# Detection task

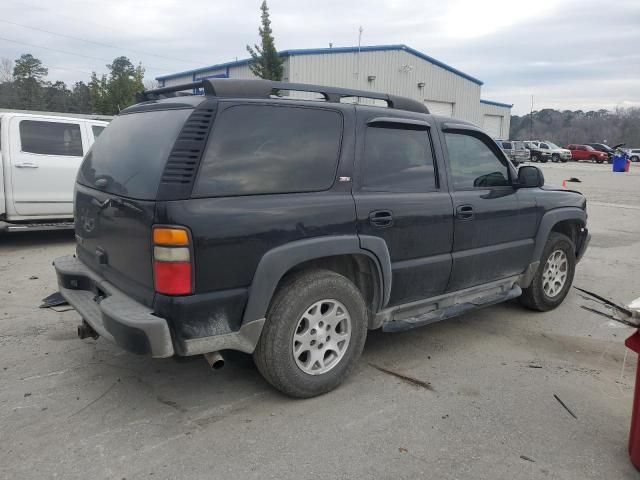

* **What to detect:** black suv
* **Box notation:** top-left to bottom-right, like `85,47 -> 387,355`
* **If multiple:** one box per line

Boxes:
55,79 -> 590,398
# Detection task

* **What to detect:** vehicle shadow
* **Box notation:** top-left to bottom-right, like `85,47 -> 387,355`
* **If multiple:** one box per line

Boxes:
0,229 -> 75,248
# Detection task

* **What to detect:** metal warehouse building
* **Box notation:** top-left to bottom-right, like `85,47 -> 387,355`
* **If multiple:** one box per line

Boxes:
156,44 -> 512,138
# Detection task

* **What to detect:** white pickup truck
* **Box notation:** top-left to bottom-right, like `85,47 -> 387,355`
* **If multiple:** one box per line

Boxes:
0,111 -> 110,232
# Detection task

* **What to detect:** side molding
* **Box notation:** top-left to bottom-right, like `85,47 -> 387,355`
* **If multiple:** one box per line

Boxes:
241,235 -> 392,325
532,207 -> 586,263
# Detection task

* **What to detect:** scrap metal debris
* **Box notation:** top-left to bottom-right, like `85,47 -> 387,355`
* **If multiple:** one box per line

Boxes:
520,455 -> 536,462
554,394 -> 577,419
39,292 -> 68,309
370,364 -> 433,390
567,177 -> 582,183
574,286 -> 639,327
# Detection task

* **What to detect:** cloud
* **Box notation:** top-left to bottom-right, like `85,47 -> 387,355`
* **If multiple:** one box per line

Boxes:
0,0 -> 638,114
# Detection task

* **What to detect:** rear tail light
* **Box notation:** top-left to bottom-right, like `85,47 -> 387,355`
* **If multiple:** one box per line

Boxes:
152,226 -> 193,295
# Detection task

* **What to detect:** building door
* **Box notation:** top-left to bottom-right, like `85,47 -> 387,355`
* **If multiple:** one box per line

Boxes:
483,114 -> 503,138
424,100 -> 454,117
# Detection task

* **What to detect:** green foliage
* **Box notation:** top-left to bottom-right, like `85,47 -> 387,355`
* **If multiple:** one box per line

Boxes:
246,1 -> 283,81
510,108 -> 640,146
0,53 -> 146,115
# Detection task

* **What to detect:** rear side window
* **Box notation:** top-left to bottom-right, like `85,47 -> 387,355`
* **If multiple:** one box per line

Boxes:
445,132 -> 510,189
20,120 -> 83,156
194,105 -> 343,197
78,109 -> 192,199
92,125 -> 105,139
361,125 -> 436,192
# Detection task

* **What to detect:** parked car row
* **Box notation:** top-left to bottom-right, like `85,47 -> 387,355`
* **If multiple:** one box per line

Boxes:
498,139 -> 637,165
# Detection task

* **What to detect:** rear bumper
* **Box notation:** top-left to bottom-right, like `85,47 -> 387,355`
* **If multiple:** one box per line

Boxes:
54,255 -> 174,358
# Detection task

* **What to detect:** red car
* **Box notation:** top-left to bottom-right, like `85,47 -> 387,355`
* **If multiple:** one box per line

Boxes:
566,144 -> 609,163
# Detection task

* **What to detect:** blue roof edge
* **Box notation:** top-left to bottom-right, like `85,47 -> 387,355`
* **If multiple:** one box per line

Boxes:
156,44 -> 484,86
480,99 -> 513,108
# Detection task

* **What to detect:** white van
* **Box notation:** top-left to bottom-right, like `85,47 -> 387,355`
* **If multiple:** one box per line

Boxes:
0,111 -> 110,231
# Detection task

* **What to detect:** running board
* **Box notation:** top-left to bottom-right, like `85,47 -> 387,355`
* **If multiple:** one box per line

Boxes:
1,221 -> 74,232
382,284 -> 522,333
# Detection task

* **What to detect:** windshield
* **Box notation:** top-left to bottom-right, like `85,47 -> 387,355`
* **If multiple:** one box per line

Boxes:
585,145 -> 595,151
547,142 -> 560,149
77,109 -> 192,200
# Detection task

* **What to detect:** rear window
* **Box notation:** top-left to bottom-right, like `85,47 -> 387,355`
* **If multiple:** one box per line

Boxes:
78,109 -> 191,199
20,120 -> 83,156
193,104 -> 342,197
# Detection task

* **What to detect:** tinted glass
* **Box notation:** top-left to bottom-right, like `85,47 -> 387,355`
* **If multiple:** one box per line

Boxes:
20,120 -> 83,156
501,141 -> 512,149
445,133 -> 510,189
77,109 -> 191,199
194,105 -> 342,196
92,125 -> 105,138
361,125 -> 436,192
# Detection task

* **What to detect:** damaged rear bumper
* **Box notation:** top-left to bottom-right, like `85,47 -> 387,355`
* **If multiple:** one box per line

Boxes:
54,255 -> 174,358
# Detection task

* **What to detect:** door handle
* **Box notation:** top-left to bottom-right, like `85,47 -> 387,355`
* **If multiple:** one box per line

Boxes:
456,205 -> 474,220
14,162 -> 39,169
369,210 -> 394,228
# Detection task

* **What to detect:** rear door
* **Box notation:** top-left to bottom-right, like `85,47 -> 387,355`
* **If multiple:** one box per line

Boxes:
353,111 -> 454,306
441,125 -> 534,291
9,116 -> 88,216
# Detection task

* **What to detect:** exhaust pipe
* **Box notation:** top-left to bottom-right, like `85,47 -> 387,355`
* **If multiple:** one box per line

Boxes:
203,351 -> 225,370
77,320 -> 99,340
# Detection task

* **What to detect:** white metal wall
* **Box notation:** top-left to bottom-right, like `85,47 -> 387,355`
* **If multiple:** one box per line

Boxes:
480,102 -> 511,139
156,50 -> 511,131
287,49 -> 482,124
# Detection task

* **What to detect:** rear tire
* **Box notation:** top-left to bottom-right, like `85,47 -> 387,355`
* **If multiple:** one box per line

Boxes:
253,269 -> 368,398
632,156 -> 639,163
531,154 -> 539,163
520,232 -> 576,312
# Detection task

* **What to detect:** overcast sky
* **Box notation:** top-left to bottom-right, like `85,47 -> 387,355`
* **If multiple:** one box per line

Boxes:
1,0 -> 638,115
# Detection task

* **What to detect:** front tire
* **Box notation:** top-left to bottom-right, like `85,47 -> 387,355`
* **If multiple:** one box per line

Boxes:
253,269 -> 368,398
552,154 -> 559,162
531,154 -> 539,162
631,156 -> 639,163
520,232 -> 576,312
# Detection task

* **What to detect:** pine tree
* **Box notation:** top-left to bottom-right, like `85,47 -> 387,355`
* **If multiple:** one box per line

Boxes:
246,1 -> 283,81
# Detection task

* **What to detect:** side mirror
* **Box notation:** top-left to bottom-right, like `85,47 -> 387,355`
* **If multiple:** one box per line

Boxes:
516,165 -> 544,188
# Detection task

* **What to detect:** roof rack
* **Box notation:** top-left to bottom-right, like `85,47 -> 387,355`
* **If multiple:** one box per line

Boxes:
139,78 -> 429,114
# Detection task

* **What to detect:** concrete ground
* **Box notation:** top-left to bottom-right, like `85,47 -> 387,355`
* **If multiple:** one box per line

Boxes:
1,162 -> 640,479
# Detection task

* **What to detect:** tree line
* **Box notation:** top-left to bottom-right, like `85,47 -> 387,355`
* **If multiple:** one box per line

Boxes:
0,53 -> 145,116
510,108 -> 640,147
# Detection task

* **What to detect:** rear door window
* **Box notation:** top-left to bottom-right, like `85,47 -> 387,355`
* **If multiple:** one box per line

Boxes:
19,120 -> 83,156
361,124 -> 436,192
91,125 -> 105,139
77,109 -> 192,199
445,132 -> 510,189
193,105 -> 343,197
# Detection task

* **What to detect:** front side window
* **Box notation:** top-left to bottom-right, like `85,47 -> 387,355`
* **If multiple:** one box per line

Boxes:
361,124 -> 436,192
445,132 -> 510,189
20,120 -> 83,156
194,105 -> 343,196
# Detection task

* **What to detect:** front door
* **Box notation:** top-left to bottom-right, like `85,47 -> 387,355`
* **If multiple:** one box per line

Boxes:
441,128 -> 535,292
9,117 -> 87,216
353,112 -> 454,307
